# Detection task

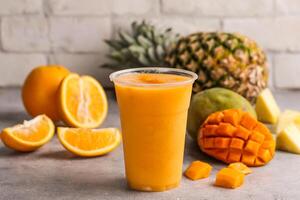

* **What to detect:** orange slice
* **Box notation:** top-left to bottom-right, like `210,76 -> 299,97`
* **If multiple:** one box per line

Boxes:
57,127 -> 121,157
58,73 -> 108,128
1,115 -> 55,152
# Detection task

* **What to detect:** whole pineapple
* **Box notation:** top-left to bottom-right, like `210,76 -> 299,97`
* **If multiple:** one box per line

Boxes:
104,21 -> 268,103
166,32 -> 268,103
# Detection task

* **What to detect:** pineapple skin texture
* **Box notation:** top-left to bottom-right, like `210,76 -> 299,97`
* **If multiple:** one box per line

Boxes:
165,32 -> 268,103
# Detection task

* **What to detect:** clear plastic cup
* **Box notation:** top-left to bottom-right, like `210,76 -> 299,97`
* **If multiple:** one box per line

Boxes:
110,67 -> 197,192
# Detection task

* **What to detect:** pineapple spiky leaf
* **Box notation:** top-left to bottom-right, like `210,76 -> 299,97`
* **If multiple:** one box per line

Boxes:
104,40 -> 123,50
102,20 -> 179,69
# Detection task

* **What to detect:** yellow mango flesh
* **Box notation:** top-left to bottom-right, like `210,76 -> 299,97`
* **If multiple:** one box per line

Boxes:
228,162 -> 252,175
185,161 -> 212,180
215,168 -> 244,189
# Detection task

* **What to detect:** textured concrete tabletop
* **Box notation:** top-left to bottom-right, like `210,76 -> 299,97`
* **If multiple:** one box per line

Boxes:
0,88 -> 300,200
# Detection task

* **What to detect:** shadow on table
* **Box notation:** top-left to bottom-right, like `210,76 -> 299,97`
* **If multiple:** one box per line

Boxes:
0,111 -> 29,122
37,150 -> 75,160
0,146 -> 31,158
0,147 -> 112,162
37,149 -> 113,161
41,169 -> 128,195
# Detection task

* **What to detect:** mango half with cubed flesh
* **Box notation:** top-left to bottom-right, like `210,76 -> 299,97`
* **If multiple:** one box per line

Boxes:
276,123 -> 300,154
188,88 -> 256,140
198,109 -> 275,166
255,88 -> 280,124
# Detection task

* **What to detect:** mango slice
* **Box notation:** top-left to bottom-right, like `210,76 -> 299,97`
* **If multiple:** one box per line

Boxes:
277,123 -> 300,154
215,168 -> 244,189
185,160 -> 212,180
255,88 -> 280,124
228,162 -> 252,175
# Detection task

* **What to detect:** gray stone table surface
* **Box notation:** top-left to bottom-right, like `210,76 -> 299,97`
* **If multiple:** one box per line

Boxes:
0,88 -> 300,200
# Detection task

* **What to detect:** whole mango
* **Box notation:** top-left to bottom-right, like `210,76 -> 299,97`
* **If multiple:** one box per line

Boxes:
187,88 -> 256,140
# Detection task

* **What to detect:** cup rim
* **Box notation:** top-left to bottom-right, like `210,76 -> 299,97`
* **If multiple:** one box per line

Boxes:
109,67 -> 198,87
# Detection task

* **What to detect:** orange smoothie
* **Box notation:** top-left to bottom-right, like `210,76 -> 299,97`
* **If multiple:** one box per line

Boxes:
110,68 -> 197,192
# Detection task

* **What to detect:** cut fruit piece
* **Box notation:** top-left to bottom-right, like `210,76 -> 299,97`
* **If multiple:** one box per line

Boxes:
1,115 -> 54,152
228,162 -> 252,175
255,88 -> 280,124
57,127 -> 121,157
184,160 -> 212,180
215,167 -> 244,189
199,109 -> 275,166
276,110 -> 300,134
58,73 -> 108,128
276,123 -> 300,154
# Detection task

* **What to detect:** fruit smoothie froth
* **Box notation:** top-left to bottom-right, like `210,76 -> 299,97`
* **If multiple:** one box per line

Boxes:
116,73 -> 190,85
111,69 -> 197,192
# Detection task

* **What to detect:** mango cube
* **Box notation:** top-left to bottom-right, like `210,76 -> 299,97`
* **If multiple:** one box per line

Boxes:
228,162 -> 252,175
277,123 -> 300,154
215,168 -> 244,189
255,88 -> 280,124
184,160 -> 212,180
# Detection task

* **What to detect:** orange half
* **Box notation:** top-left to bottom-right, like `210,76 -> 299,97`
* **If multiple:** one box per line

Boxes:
58,73 -> 108,128
1,115 -> 55,152
57,127 -> 121,157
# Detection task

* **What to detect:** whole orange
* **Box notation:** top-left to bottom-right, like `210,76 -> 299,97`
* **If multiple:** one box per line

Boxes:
22,65 -> 70,121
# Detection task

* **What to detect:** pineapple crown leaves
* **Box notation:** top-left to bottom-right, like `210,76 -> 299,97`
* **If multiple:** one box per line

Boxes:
102,20 -> 180,69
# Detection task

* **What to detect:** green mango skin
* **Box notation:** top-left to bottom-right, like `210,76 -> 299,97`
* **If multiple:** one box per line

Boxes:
187,87 -> 257,140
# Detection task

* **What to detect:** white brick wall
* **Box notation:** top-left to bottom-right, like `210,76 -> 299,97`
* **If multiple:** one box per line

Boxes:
223,17 -> 300,52
49,53 -> 113,86
0,0 -> 42,15
112,0 -> 159,16
49,17 -> 111,53
276,0 -> 300,15
274,54 -> 300,89
0,0 -> 298,89
0,53 -> 46,86
49,0 -> 111,16
112,17 -> 220,36
2,16 -> 50,52
162,0 -> 273,17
